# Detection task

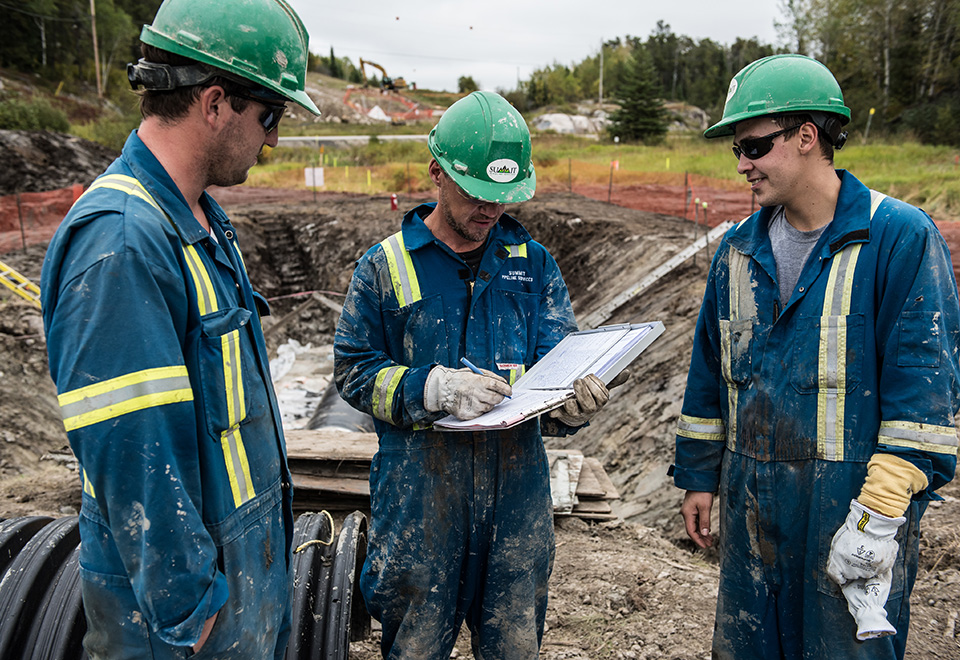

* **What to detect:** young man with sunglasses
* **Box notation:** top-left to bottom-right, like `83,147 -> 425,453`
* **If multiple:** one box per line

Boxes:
334,90 -> 618,658
671,54 -> 960,659
41,1 -> 319,657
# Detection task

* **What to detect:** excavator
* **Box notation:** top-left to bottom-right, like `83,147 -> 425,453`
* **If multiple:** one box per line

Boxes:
358,58 -> 408,91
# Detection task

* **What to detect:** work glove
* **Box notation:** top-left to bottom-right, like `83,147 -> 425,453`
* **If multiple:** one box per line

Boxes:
827,499 -> 905,586
841,574 -> 897,640
548,373 -> 611,427
424,365 -> 512,420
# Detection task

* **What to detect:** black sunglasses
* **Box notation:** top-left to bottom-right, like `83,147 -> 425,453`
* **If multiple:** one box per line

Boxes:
732,124 -> 803,160
230,90 -> 286,133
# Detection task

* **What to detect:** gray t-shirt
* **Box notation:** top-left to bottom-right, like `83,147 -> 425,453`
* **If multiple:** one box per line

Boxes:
768,207 -> 829,306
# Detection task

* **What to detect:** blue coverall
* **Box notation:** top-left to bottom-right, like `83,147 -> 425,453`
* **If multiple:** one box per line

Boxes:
673,171 -> 960,659
334,203 -> 578,659
42,131 -> 294,659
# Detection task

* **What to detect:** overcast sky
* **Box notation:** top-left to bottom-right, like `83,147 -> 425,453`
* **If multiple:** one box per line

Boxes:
286,1 -> 785,93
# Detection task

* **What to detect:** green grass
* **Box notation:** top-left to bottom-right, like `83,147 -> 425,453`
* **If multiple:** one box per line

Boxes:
253,129 -> 960,221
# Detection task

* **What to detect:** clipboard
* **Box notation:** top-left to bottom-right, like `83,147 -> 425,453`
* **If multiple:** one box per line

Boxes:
433,321 -> 664,431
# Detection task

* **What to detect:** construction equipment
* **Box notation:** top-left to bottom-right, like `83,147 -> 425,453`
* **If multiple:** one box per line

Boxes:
0,261 -> 41,309
358,58 -> 407,91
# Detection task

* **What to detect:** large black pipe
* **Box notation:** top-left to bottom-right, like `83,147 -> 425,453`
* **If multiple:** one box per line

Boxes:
0,512 -> 369,659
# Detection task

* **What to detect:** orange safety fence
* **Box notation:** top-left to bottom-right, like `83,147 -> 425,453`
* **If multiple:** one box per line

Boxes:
0,184 -> 84,254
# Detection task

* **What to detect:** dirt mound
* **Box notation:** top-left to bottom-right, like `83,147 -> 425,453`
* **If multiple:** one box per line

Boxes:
0,130 -> 117,195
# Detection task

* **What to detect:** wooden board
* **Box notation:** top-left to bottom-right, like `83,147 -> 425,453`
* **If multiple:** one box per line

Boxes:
584,457 -> 620,501
570,499 -> 612,514
573,459 -> 606,499
293,473 -> 370,497
285,430 -> 378,461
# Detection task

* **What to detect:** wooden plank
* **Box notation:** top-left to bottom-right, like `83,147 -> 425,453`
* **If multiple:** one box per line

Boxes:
287,459 -> 370,481
292,473 -> 370,497
584,457 -> 621,501
570,499 -> 612,514
574,460 -> 606,499
285,430 -> 378,461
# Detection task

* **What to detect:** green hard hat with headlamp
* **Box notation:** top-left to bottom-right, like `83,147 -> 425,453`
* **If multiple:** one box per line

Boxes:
704,54 -> 850,145
136,0 -> 319,115
428,91 -> 536,204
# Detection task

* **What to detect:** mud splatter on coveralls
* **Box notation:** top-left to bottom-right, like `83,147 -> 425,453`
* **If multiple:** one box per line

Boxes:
334,203 -> 579,659
673,171 -> 960,659
42,131 -> 294,659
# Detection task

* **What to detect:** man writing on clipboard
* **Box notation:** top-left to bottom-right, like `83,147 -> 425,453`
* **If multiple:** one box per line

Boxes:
333,91 -> 620,659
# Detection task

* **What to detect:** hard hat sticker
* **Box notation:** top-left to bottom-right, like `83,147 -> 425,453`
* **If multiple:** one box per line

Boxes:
487,158 -> 520,183
726,78 -> 738,104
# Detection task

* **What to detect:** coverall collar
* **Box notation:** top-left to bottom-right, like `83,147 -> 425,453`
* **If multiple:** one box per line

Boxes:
727,170 -> 873,259
121,130 -> 231,246
401,202 -> 533,252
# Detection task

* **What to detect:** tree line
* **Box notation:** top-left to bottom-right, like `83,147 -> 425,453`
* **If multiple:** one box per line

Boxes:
500,1 -> 960,146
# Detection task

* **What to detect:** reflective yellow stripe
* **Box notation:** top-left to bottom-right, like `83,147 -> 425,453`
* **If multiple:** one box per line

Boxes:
233,241 -> 246,271
677,414 -> 726,441
372,365 -> 407,422
380,232 -> 421,308
82,174 -> 163,212
508,364 -> 526,386
82,468 -> 96,498
221,426 -> 256,506
183,244 -> 219,315
505,243 -> 528,258
58,366 -> 193,431
879,420 -> 958,455
219,324 -> 253,506
816,244 -> 860,461
816,191 -> 885,460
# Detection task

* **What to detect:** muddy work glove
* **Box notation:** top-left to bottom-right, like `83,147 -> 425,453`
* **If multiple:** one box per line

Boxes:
827,499 -> 905,586
841,574 -> 897,640
424,365 -> 512,420
548,373 -> 611,427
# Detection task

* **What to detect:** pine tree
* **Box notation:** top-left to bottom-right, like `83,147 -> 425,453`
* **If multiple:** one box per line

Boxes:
328,46 -> 342,79
609,49 -> 669,144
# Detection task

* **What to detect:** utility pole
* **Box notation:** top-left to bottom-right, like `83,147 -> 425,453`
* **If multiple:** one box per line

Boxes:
598,39 -> 603,106
90,0 -> 102,99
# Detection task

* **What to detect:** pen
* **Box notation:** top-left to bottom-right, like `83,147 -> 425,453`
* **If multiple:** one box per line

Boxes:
460,357 -> 511,399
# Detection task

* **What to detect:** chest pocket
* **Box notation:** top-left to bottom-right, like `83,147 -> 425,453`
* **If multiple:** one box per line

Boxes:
791,313 -> 864,394
719,318 -> 754,389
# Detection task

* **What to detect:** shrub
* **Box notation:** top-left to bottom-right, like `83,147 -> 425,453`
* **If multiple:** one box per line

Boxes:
0,96 -> 70,132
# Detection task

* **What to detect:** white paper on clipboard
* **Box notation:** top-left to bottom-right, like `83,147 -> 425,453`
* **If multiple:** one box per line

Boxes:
434,321 -> 664,431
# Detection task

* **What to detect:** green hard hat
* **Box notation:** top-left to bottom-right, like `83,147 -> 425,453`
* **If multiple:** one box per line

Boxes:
428,91 -> 536,203
139,0 -> 320,115
704,54 -> 849,139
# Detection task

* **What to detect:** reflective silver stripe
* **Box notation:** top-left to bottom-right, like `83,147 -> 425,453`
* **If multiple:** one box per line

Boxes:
59,371 -> 192,423
677,415 -> 726,441
221,425 -> 255,506
222,330 -> 244,425
505,243 -> 528,258
879,420 -> 958,454
373,365 -> 407,422
58,366 -> 193,432
817,245 -> 860,461
380,232 -> 421,307
725,249 -> 749,448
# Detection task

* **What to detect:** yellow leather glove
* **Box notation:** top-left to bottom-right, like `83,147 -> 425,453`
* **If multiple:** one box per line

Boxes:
856,453 -> 928,518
